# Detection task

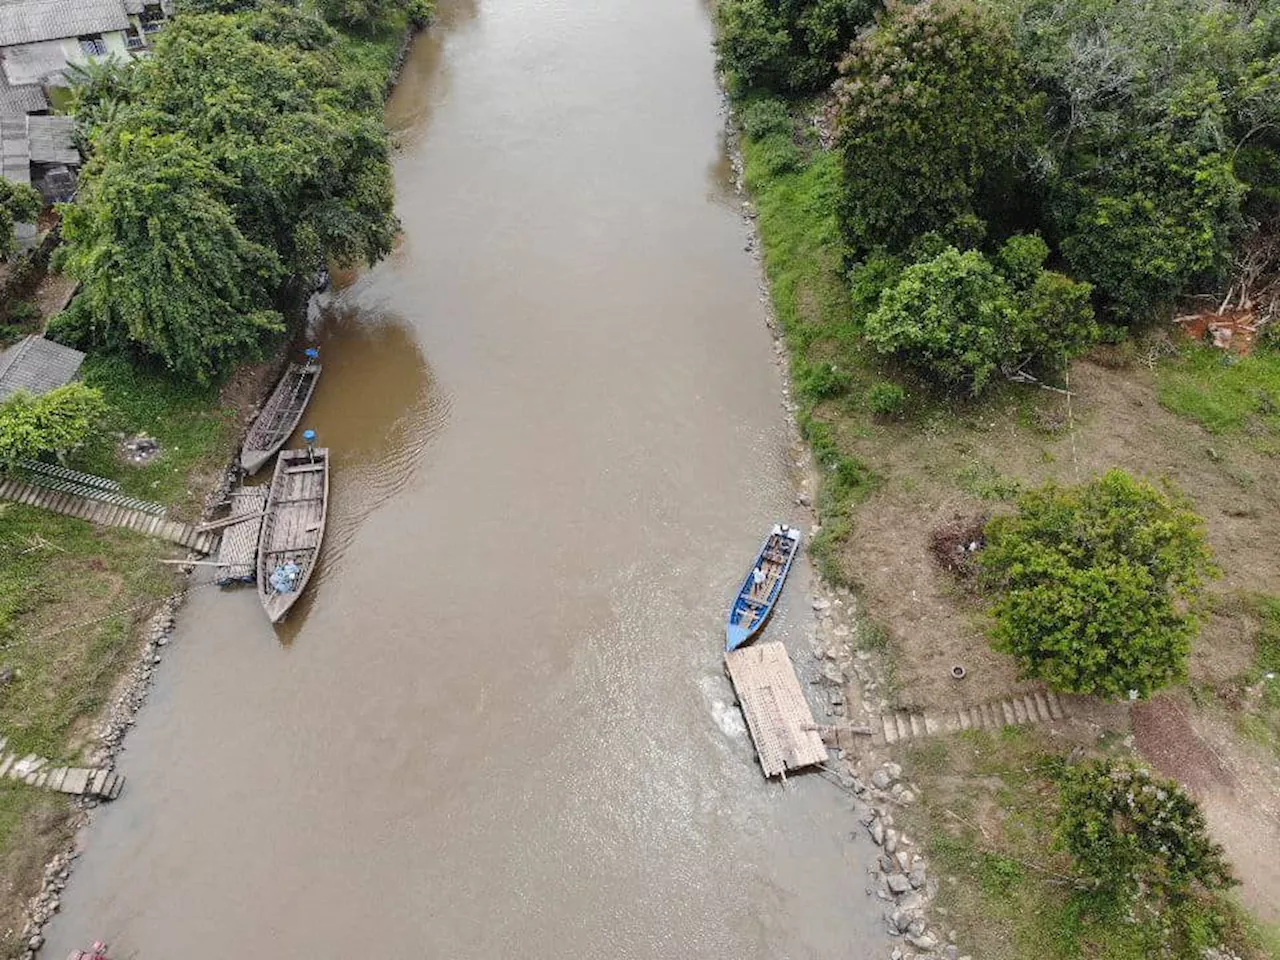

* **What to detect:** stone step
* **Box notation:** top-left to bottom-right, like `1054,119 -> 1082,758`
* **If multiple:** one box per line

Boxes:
876,689 -> 1072,746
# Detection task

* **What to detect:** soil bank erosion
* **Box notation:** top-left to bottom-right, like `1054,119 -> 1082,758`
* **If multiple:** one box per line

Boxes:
43,2 -> 883,957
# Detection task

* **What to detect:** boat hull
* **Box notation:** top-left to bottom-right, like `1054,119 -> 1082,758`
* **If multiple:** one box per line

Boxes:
240,361 -> 321,475
725,526 -> 801,651
257,447 -> 329,623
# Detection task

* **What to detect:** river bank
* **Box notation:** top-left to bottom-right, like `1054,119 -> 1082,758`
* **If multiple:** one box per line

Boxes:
726,83 -> 1280,959
0,11 -> 427,955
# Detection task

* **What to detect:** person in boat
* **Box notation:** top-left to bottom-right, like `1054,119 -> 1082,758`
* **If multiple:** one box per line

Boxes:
752,565 -> 766,596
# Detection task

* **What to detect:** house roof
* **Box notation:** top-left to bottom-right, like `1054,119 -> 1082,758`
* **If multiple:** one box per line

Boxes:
0,336 -> 86,402
0,115 -> 30,183
26,114 -> 75,164
0,0 -> 130,48
0,72 -> 48,116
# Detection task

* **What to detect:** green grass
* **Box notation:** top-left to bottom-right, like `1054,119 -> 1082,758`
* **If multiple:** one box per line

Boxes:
1230,594 -> 1280,759
900,727 -> 1270,959
0,503 -> 173,757
1156,344 -> 1280,439
68,354 -> 238,512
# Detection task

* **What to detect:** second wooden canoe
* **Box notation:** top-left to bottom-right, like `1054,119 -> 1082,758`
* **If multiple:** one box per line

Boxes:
257,447 -> 329,623
240,358 -> 321,475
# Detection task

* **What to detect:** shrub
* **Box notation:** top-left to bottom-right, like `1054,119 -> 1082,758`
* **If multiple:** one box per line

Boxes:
751,132 -> 805,178
796,359 -> 852,401
1058,759 -> 1234,903
0,176 -> 41,260
739,98 -> 792,140
405,0 -> 432,28
834,0 -> 1039,254
0,384 -> 107,468
866,381 -> 906,415
863,247 -> 1022,393
996,233 -> 1049,289
980,470 -> 1215,697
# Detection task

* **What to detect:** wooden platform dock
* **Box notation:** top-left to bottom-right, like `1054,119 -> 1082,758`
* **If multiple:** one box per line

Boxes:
725,641 -> 828,779
215,487 -> 268,583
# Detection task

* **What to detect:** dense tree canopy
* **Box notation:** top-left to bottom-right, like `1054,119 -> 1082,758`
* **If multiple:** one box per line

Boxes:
979,470 -> 1215,697
59,131 -> 285,382
59,7 -> 399,378
835,0 -> 1039,254
717,0 -> 875,93
0,384 -> 107,468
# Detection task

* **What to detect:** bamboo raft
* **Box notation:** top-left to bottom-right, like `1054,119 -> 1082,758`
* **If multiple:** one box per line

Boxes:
257,447 -> 329,623
240,357 -> 321,475
725,641 -> 827,779
214,486 -> 269,585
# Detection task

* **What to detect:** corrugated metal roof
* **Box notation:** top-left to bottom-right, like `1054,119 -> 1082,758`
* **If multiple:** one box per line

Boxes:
0,336 -> 86,402
0,0 -> 130,47
0,114 -> 29,183
0,73 -> 48,116
25,114 -> 75,163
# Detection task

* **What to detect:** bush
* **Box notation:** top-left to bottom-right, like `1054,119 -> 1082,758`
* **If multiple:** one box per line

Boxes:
0,176 -> 41,260
0,384 -> 107,468
739,98 -> 792,140
863,247 -> 1022,393
1058,759 -> 1234,904
866,381 -> 906,415
317,0 -> 401,32
980,470 -> 1215,697
796,359 -> 852,401
405,0 -> 432,28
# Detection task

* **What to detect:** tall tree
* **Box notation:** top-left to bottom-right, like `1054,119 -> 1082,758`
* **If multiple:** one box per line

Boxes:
60,131 -> 284,382
834,0 -> 1041,255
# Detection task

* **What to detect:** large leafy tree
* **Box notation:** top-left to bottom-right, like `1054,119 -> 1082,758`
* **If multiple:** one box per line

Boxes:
0,177 -> 42,260
0,384 -> 107,469
717,0 -> 875,93
979,470 -> 1215,698
60,131 -> 284,382
835,0 -> 1040,254
118,13 -> 398,275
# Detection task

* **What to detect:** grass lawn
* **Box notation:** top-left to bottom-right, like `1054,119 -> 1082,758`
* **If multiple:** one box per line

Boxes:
1156,344 -> 1280,444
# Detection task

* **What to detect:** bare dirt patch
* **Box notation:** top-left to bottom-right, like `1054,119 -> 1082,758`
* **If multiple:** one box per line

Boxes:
839,356 -> 1280,713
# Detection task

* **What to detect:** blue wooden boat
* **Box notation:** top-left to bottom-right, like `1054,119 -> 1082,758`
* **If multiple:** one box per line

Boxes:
726,524 -> 802,651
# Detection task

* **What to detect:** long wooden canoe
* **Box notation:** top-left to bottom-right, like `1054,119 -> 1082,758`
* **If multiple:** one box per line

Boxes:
240,358 -> 321,475
726,524 -> 802,651
257,447 -> 329,623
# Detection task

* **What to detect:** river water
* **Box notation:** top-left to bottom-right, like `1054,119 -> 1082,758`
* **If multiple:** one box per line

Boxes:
43,2 -> 883,957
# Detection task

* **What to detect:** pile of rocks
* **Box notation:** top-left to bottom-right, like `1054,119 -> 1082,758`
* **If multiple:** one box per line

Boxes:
20,849 -> 76,958
854,762 -> 967,960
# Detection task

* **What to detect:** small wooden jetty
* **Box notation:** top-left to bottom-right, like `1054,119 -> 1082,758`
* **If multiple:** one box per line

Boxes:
214,486 -> 268,585
240,358 -> 321,474
725,641 -> 827,779
258,447 -> 329,623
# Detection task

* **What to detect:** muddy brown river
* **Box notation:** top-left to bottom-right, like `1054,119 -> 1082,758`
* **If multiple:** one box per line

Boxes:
44,2 -> 883,956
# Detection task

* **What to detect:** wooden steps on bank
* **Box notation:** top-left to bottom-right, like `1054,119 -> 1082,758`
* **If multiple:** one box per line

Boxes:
876,690 -> 1068,746
0,737 -> 122,801
726,642 -> 828,779
0,477 -> 218,554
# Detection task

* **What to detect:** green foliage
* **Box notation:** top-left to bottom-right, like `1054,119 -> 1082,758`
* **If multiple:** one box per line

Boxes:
866,381 -> 906,415
738,97 -> 793,140
835,0 -> 1039,254
0,177 -> 41,260
59,130 -> 285,382
318,0 -> 402,32
1058,759 -> 1234,905
404,0 -> 433,28
1155,343 -> 1280,439
980,470 -> 1215,697
0,385 -> 107,469
863,244 -> 1096,393
996,233 -> 1049,289
796,358 -> 852,401
716,0 -> 875,94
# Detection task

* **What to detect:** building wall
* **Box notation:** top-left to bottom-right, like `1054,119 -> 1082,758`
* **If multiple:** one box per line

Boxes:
0,31 -> 129,87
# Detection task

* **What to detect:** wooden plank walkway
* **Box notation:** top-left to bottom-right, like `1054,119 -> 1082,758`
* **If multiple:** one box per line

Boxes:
0,737 -> 122,801
725,642 -> 828,778
875,690 -> 1068,746
0,477 -> 219,554
215,487 -> 267,583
